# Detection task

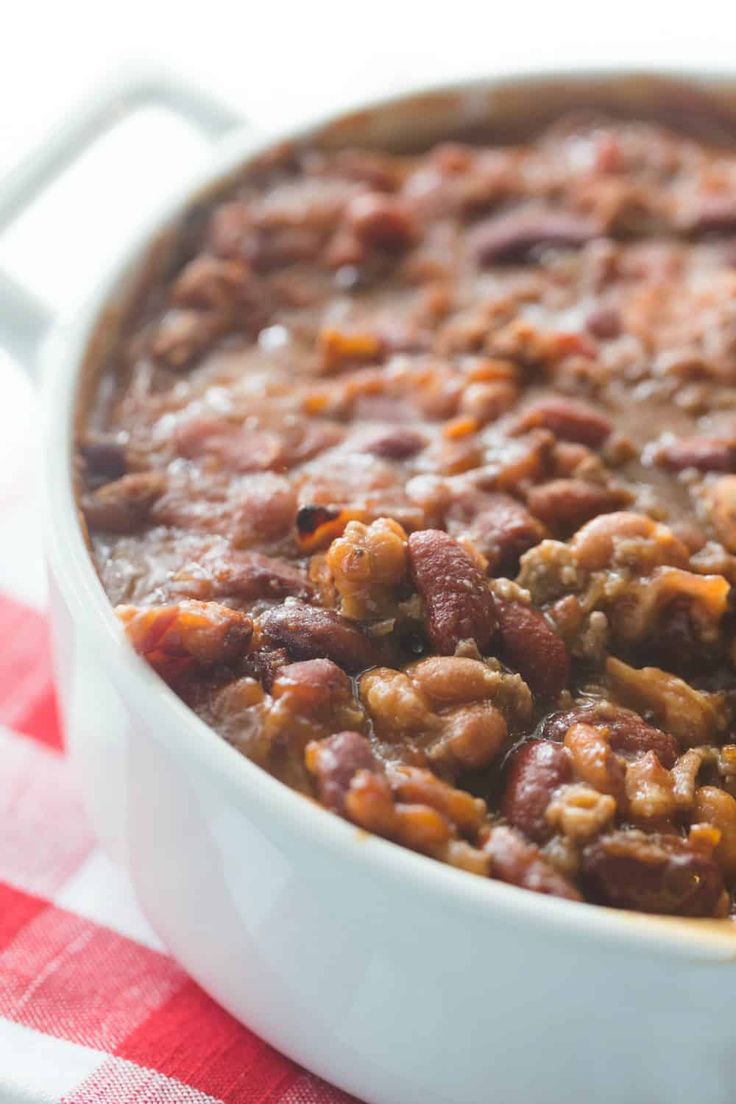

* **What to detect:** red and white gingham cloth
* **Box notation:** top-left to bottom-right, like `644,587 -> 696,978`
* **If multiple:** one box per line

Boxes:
0,366 -> 359,1103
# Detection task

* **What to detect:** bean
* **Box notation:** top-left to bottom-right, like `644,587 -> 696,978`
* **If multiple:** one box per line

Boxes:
513,398 -> 612,448
495,599 -> 570,701
526,479 -> 630,534
345,192 -> 417,251
485,825 -> 582,901
471,208 -> 598,265
257,602 -> 380,673
692,786 -> 736,878
446,491 -> 544,575
653,436 -> 736,474
580,830 -> 726,916
82,472 -> 165,534
407,530 -> 497,654
564,722 -> 626,802
305,731 -> 379,813
502,739 -> 573,842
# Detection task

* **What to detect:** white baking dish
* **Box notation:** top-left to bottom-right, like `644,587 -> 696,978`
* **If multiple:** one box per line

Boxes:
7,65 -> 736,1104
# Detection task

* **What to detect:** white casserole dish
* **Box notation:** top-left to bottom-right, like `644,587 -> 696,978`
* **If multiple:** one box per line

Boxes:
8,66 -> 736,1104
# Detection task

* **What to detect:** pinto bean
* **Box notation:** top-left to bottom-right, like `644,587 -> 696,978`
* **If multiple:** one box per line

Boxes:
580,830 -> 726,916
446,491 -> 545,575
652,436 -> 736,473
705,475 -> 736,552
502,739 -> 573,842
407,529 -> 497,654
116,600 -> 252,682
326,517 -> 408,621
692,786 -> 736,878
570,512 -> 689,572
471,207 -> 598,265
624,751 -> 677,824
256,602 -> 380,673
495,599 -> 570,701
305,731 -> 379,813
432,702 -> 509,771
606,657 -> 722,746
484,825 -> 582,901
391,766 -> 487,836
406,655 -> 504,707
512,398 -> 612,448
360,667 -> 436,734
459,379 -> 519,425
564,722 -> 626,803
546,784 -> 616,842
526,479 -> 631,534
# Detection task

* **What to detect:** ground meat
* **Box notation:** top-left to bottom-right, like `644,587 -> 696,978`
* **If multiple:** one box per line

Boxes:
83,111 -> 736,918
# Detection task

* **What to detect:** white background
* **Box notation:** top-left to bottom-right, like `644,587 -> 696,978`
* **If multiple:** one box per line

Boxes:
1,0 -> 735,602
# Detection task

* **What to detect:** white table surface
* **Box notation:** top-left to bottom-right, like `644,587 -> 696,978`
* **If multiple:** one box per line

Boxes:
1,0 -> 734,605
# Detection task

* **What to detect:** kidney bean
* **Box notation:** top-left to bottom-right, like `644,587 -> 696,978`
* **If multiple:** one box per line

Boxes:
446,491 -> 545,575
685,193 -> 736,234
541,704 -> 679,769
580,830 -> 726,916
243,647 -> 290,690
652,436 -> 736,473
306,731 -> 380,813
485,825 -> 582,901
585,306 -> 622,340
256,602 -> 380,673
151,309 -> 227,369
471,207 -> 598,265
512,398 -> 612,448
407,530 -> 497,654
232,476 -> 297,545
526,479 -> 631,534
174,549 -> 313,602
502,740 -> 573,842
345,192 -> 417,251
80,437 -> 128,485
174,418 -> 285,473
208,200 -> 253,258
81,471 -> 165,534
170,256 -> 253,312
358,428 -> 427,460
495,599 -> 570,701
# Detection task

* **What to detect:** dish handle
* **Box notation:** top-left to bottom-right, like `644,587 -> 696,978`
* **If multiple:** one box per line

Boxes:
0,64 -> 245,371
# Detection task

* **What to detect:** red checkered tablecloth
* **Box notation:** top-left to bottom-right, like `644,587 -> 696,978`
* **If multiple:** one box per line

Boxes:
0,368 -> 357,1102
